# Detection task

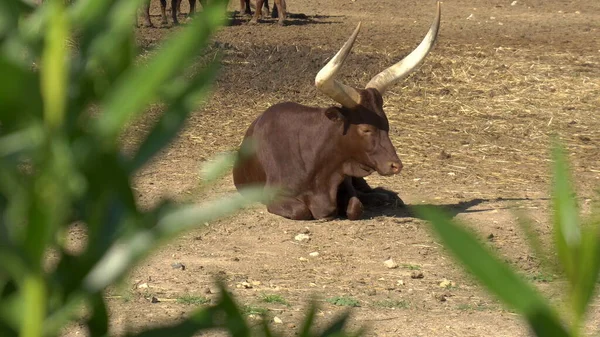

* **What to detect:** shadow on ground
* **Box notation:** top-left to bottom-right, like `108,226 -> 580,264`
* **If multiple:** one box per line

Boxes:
362,197 -> 550,220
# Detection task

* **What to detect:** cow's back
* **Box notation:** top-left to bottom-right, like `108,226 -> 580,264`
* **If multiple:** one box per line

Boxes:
233,102 -> 331,193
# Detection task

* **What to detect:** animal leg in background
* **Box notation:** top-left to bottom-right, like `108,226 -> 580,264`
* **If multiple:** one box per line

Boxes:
242,0 -> 270,16
352,177 -> 405,207
170,0 -> 196,25
141,0 -> 168,27
272,0 -> 285,21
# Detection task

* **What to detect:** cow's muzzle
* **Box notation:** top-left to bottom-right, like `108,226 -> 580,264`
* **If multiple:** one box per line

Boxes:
378,160 -> 403,176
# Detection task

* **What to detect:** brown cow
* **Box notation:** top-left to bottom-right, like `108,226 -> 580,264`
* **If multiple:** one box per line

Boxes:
141,0 -> 205,27
233,2 -> 441,220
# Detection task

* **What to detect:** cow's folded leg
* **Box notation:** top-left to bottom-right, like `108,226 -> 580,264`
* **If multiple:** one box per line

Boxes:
337,177 -> 364,220
267,198 -> 313,220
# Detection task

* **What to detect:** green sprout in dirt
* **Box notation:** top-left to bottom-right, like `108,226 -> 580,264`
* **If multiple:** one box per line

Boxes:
416,142 -> 600,337
402,264 -> 421,270
242,305 -> 270,316
261,293 -> 289,306
326,296 -> 361,307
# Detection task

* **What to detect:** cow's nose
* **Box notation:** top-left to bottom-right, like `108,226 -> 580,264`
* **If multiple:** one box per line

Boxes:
389,161 -> 403,174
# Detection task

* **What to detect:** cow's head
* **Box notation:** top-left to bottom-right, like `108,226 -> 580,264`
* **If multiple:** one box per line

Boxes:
315,2 -> 441,177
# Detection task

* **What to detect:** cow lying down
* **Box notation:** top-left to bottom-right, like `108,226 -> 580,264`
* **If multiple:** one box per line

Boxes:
233,2 -> 441,220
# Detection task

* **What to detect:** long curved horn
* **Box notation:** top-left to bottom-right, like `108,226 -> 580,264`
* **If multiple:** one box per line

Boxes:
366,1 -> 441,94
315,23 -> 362,108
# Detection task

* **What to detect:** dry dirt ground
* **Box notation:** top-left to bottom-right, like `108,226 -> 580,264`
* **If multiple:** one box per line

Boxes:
66,0 -> 599,336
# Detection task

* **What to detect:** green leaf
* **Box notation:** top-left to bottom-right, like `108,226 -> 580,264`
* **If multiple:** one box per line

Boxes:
515,210 -> 559,275
318,311 -> 351,337
131,62 -> 220,172
87,293 -> 109,337
0,56 -> 42,129
298,302 -> 317,337
199,151 -> 237,184
0,0 -> 33,39
82,186 -> 276,292
68,0 -> 116,27
41,0 -> 69,129
94,0 -> 228,147
571,223 -> 600,325
415,205 -> 569,337
20,274 -> 46,337
216,280 -> 251,337
126,306 -> 222,337
551,143 -> 580,284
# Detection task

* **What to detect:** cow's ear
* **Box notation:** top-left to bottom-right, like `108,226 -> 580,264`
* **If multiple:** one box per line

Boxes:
324,108 -> 346,123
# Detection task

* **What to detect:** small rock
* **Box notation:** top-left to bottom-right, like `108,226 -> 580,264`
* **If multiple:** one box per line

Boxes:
294,233 -> 310,242
435,293 -> 447,302
411,271 -> 424,279
439,279 -> 455,288
287,323 -> 296,329
151,296 -> 160,303
511,0 -> 517,5
137,283 -> 149,289
383,258 -> 398,269
309,283 -> 317,287
273,316 -> 283,324
397,280 -> 405,286
487,233 -> 495,241
366,289 -> 376,296
239,281 -> 252,289
171,263 -> 185,270
439,150 -> 451,159
298,257 -> 308,262
309,252 -> 320,257
204,287 -> 212,294
251,280 -> 262,286
301,227 -> 310,234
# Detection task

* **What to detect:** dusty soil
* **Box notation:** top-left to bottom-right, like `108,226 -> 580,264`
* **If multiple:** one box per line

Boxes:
67,0 -> 599,336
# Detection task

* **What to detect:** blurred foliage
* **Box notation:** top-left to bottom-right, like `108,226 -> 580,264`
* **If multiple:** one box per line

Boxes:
417,142 -> 600,337
0,0 -> 359,336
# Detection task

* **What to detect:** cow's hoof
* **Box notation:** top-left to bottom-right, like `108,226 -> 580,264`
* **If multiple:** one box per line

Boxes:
249,19 -> 259,24
346,197 -> 364,220
277,20 -> 286,26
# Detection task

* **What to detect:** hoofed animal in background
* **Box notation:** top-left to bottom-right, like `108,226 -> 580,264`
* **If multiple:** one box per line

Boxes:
142,0 -> 205,27
233,2 -> 441,220
240,0 -> 273,17
250,0 -> 286,25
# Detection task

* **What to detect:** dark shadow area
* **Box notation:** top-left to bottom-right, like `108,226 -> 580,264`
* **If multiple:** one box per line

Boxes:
225,11 -> 342,26
360,197 -> 550,220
